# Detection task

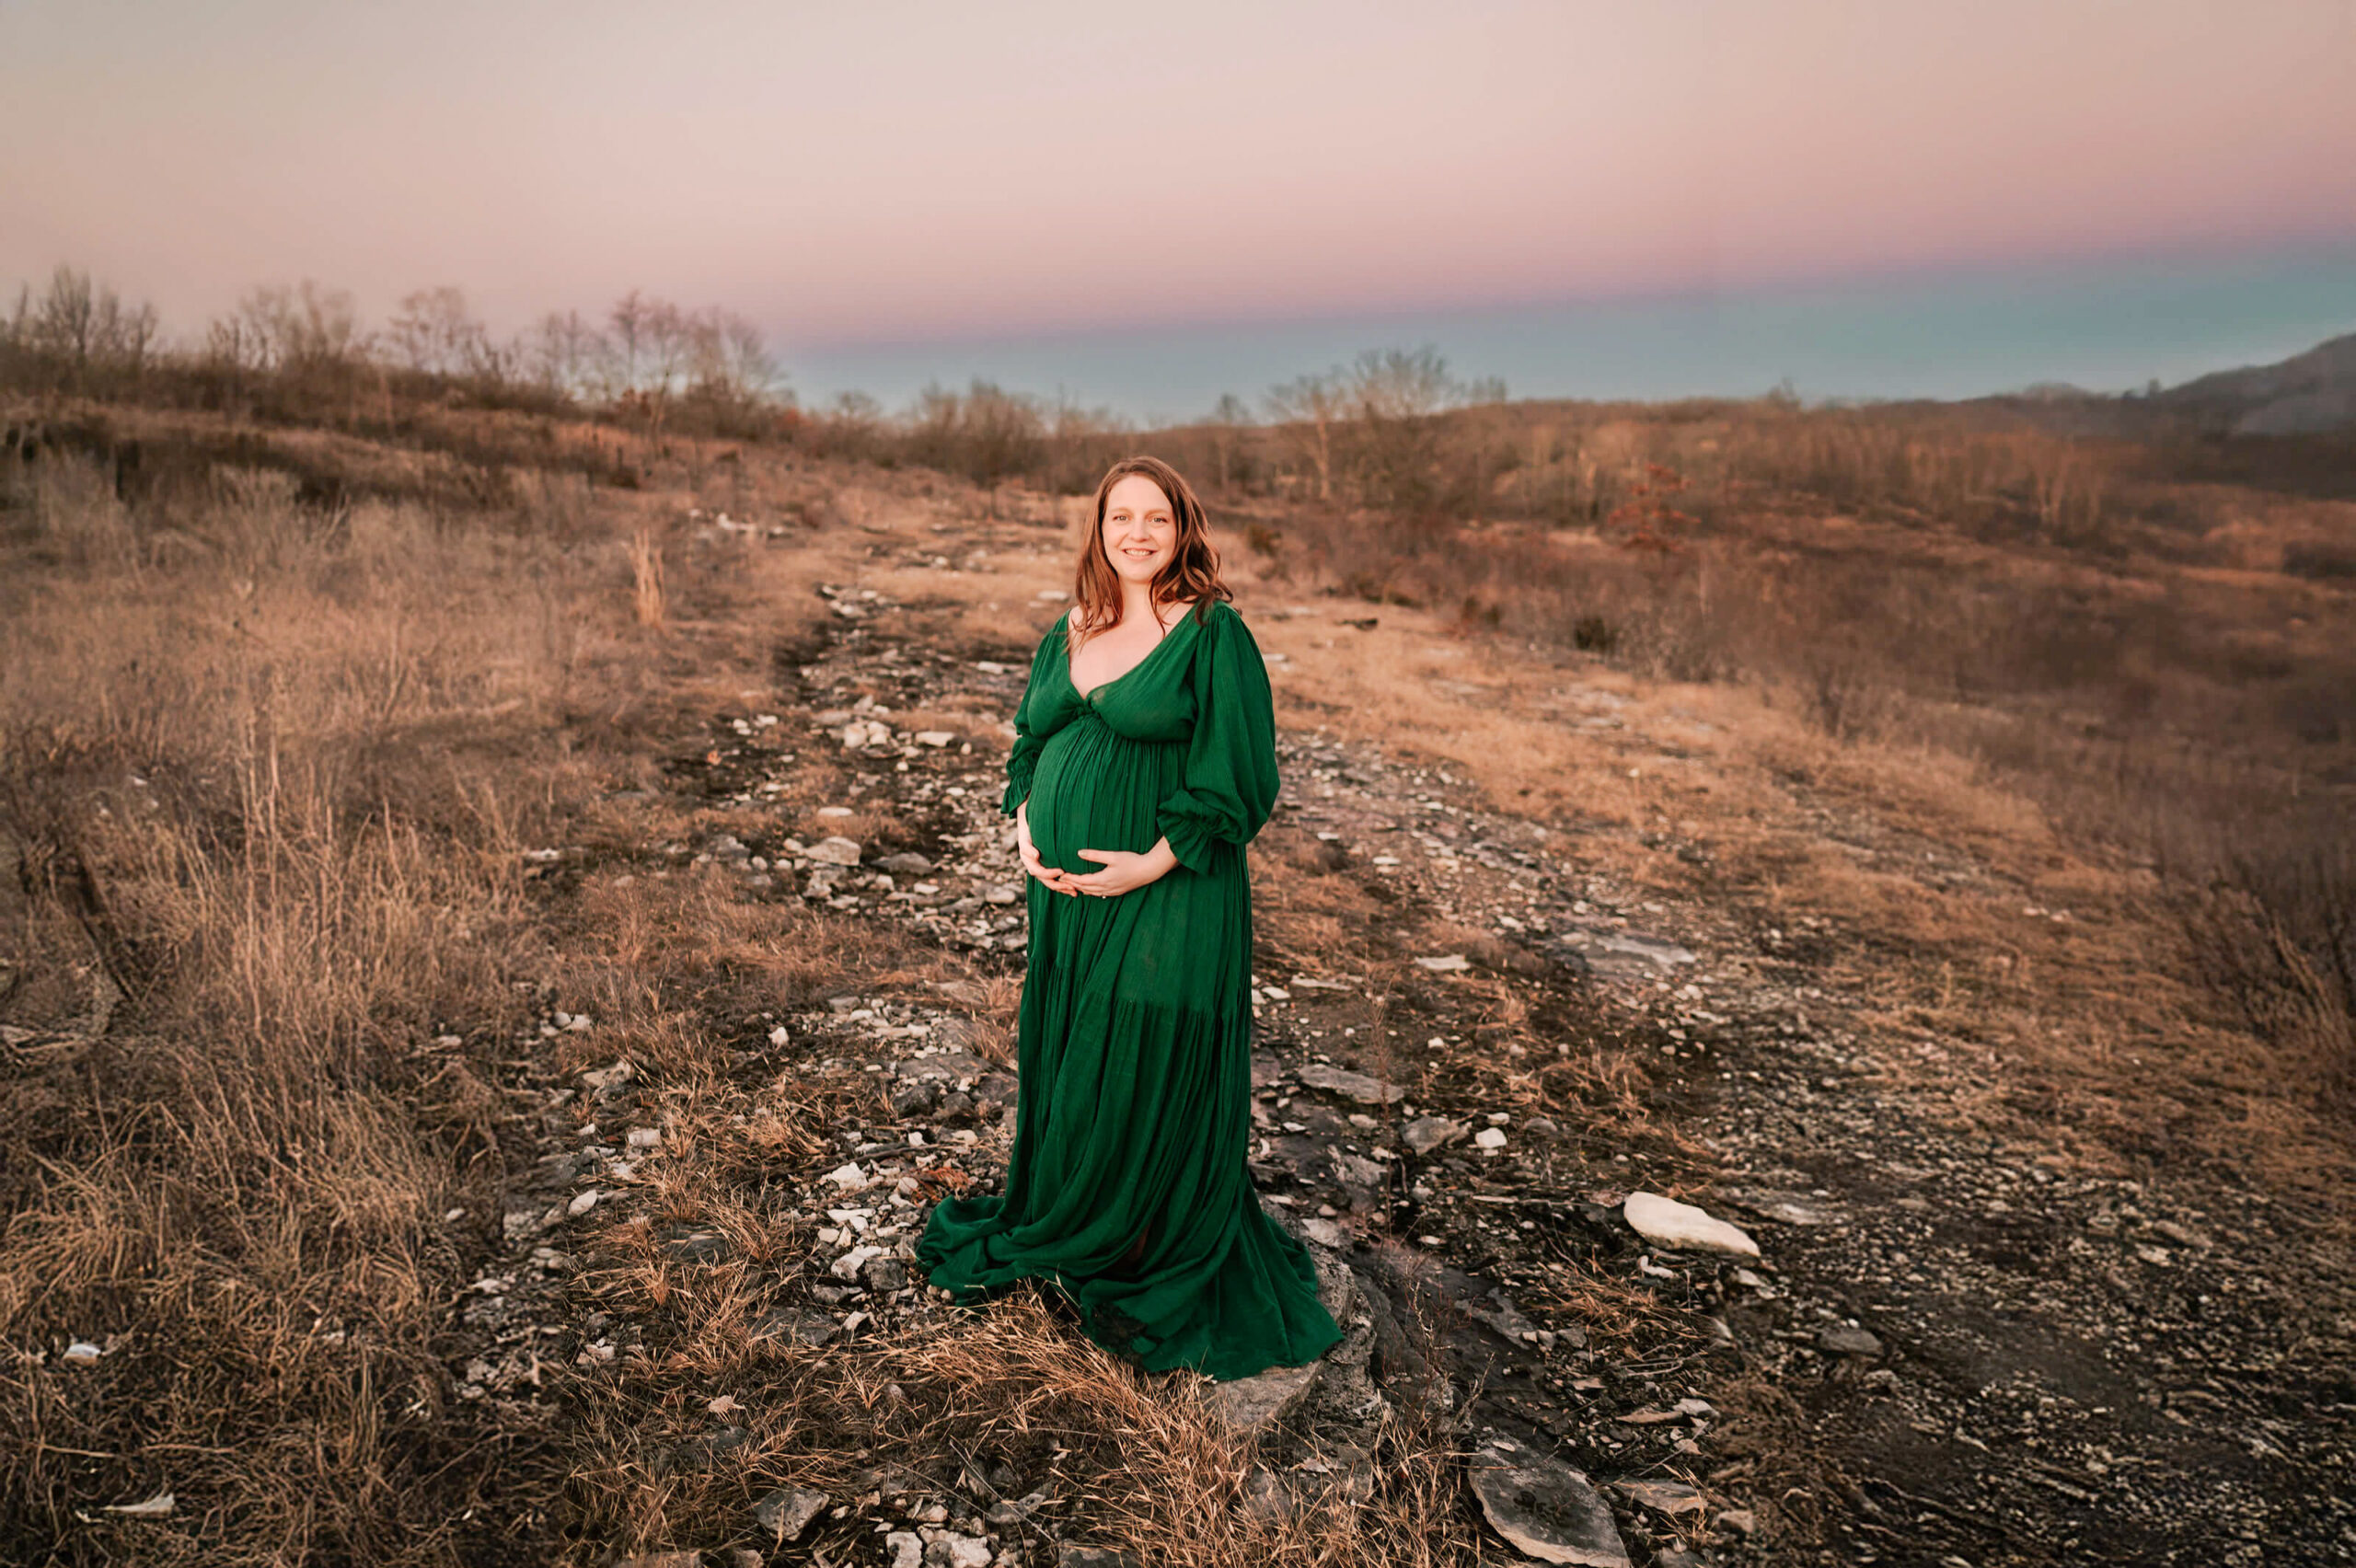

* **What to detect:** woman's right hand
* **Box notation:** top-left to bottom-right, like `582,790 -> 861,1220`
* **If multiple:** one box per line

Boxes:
1015,800 -> 1074,894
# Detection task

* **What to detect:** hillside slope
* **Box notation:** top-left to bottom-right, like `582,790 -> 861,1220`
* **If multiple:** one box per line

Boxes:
2157,330 -> 2356,433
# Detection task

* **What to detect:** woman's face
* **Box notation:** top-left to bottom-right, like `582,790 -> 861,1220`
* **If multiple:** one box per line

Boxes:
1100,474 -> 1177,588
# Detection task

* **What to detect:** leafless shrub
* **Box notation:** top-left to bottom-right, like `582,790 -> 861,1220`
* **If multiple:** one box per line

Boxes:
0,265 -> 160,396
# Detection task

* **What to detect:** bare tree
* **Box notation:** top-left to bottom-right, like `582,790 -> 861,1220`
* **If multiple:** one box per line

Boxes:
1208,392 -> 1253,490
3,265 -> 159,390
685,308 -> 779,409
218,281 -> 363,374
1265,370 -> 1345,502
1340,345 -> 1495,514
387,285 -> 490,376
527,308 -> 606,398
1346,345 -> 1461,421
604,291 -> 691,436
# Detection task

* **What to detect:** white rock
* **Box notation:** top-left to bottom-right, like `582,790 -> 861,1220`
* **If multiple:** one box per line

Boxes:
567,1190 -> 600,1216
1415,953 -> 1472,972
823,1161 -> 869,1192
580,1059 -> 634,1090
939,1536 -> 992,1568
768,1025 -> 791,1046
62,1341 -> 102,1365
805,836 -> 862,866
915,731 -> 955,747
626,1127 -> 661,1149
884,1531 -> 922,1568
1623,1192 -> 1760,1258
831,1245 -> 886,1280
1474,1127 -> 1509,1150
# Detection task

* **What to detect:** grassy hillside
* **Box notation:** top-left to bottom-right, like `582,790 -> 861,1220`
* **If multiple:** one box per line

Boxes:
2,376 -> 2350,1564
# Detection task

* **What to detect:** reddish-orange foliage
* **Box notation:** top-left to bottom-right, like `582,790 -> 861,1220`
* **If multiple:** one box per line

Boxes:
1605,462 -> 1697,555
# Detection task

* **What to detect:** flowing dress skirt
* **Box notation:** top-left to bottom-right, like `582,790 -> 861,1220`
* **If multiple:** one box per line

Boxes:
917,698 -> 1342,1380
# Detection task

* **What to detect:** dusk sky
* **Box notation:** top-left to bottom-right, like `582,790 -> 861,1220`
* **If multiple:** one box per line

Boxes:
6,1 -> 2353,416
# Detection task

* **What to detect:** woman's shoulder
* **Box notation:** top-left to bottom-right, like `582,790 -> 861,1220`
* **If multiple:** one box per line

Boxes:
1199,596 -> 1256,641
1183,598 -> 1266,673
1023,611 -> 1070,670
1182,595 -> 1246,630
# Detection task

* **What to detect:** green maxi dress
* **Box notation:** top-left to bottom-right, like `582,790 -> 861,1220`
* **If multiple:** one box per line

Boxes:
916,598 -> 1344,1381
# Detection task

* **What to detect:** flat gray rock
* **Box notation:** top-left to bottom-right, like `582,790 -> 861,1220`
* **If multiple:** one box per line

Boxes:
1553,928 -> 1696,980
1610,1478 -> 1705,1517
1819,1324 -> 1885,1358
1209,1354 -> 1321,1435
891,1051 -> 994,1083
1295,1063 -> 1402,1105
751,1486 -> 828,1541
1470,1435 -> 1631,1567
804,836 -> 863,866
1724,1187 -> 1839,1226
1402,1115 -> 1468,1156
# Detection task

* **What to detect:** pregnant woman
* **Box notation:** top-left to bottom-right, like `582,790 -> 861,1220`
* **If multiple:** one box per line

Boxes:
917,455 -> 1342,1381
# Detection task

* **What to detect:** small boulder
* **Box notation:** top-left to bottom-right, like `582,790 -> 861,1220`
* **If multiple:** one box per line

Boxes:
1469,1436 -> 1630,1567
1295,1063 -> 1402,1105
751,1486 -> 828,1542
1401,1116 -> 1467,1156
805,836 -> 863,866
1623,1192 -> 1761,1258
1819,1324 -> 1884,1358
925,1535 -> 991,1568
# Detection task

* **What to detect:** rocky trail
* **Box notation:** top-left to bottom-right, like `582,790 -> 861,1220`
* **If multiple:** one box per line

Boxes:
442,559 -> 2353,1568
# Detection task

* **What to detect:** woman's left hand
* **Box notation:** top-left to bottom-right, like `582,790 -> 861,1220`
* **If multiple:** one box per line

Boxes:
1064,839 -> 1179,898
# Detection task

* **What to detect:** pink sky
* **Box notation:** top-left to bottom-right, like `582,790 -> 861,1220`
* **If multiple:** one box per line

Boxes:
4,0 -> 2351,346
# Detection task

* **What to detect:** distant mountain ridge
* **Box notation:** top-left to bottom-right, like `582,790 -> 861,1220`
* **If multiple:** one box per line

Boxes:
2154,330 -> 2356,434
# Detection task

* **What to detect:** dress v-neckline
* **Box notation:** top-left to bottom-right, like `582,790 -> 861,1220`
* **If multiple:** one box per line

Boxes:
1066,602 -> 1201,704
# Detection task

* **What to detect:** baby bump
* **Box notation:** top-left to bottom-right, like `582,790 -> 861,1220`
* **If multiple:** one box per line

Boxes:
1028,716 -> 1185,876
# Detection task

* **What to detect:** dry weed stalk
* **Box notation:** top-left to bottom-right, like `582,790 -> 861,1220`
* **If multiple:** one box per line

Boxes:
629,525 -> 666,628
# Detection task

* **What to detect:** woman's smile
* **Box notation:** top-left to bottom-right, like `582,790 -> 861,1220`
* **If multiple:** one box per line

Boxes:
1103,474 -> 1177,580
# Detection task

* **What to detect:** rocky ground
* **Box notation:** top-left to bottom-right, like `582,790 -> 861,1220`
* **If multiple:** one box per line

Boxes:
435,528 -> 2353,1568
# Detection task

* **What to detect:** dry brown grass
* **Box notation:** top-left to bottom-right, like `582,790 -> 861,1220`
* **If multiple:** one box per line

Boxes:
0,398 -> 870,1562
562,1266 -> 1484,1568
1,444 -> 580,1562
628,525 -> 666,628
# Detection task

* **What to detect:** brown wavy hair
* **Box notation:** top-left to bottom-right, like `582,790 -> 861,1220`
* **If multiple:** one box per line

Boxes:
1068,455 -> 1231,649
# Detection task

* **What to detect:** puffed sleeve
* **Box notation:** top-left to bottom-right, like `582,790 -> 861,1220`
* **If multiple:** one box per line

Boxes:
1156,604 -> 1280,873
1000,615 -> 1065,817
